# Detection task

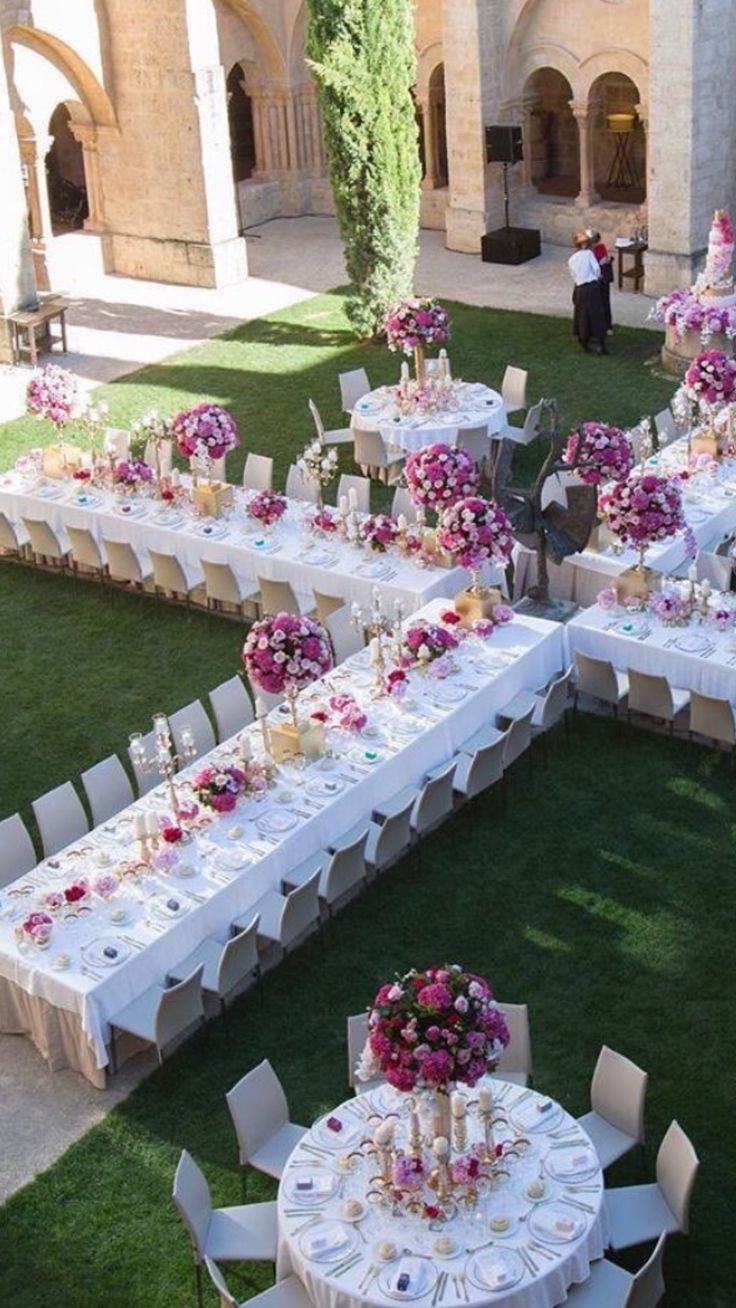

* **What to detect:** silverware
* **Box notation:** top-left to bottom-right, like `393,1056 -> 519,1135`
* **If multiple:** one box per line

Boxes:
566,1184 -> 601,1193
528,1239 -> 558,1262
548,1139 -> 588,1150
358,1264 -> 378,1293
121,935 -> 145,950
289,1213 -> 323,1236
298,1141 -> 333,1160
328,1252 -> 363,1279
560,1195 -> 595,1215
81,964 -> 103,981
437,1270 -> 449,1303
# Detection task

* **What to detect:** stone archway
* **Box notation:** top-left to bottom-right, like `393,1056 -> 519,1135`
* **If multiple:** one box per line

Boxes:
588,71 -> 646,204
524,67 -> 579,197
226,63 -> 256,182
46,103 -> 88,233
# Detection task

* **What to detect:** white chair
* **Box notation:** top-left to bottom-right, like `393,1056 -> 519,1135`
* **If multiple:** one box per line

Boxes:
314,590 -> 345,624
205,1260 -> 313,1308
500,398 -> 545,446
225,1059 -> 307,1191
144,436 -> 172,477
353,428 -> 404,484
655,408 -> 677,446
410,761 -> 456,838
168,700 -> 216,760
627,669 -> 690,734
605,1121 -> 699,1250
347,1011 -> 383,1095
336,473 -> 371,513
102,538 -> 153,589
325,604 -> 365,664
66,525 -> 107,580
243,452 -> 274,492
492,1002 -> 532,1087
32,782 -> 89,858
451,732 -> 506,804
233,869 -> 321,967
309,397 -> 352,447
172,1150 -> 277,1308
282,829 -> 369,918
22,518 -> 70,568
501,704 -> 535,769
391,486 -> 419,522
149,549 -> 204,607
285,463 -> 320,504
336,789 -> 416,878
103,427 -> 130,460
577,1045 -> 648,1170
80,755 -> 135,826
168,915 -> 261,1014
497,668 -> 573,755
457,425 -> 491,471
0,813 -> 37,887
0,512 -> 29,559
695,550 -> 732,590
201,558 -> 260,618
109,965 -> 205,1072
564,1233 -> 666,1308
339,367 -> 371,414
257,576 -> 315,618
689,689 -> 736,751
502,365 -> 528,418
128,729 -> 159,796
209,676 -> 255,742
574,652 -> 629,717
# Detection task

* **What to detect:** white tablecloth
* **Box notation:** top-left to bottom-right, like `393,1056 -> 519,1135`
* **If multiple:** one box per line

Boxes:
277,1081 -> 606,1308
0,474 -> 482,616
566,597 -> 736,702
0,601 -> 564,1078
352,384 -> 506,454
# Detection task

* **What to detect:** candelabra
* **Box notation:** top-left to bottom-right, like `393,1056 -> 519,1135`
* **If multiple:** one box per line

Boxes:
128,713 -> 197,819
351,588 -> 400,692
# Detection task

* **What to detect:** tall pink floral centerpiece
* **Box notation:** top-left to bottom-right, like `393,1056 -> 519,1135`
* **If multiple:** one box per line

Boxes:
563,422 -> 634,486
384,296 -> 451,383
437,495 -> 514,623
682,350 -> 736,456
172,404 -> 239,480
404,443 -> 478,518
599,471 -> 686,582
25,364 -> 79,432
242,612 -> 333,758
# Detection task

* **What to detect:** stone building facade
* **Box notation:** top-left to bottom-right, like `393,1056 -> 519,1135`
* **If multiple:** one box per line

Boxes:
1,0 -> 735,360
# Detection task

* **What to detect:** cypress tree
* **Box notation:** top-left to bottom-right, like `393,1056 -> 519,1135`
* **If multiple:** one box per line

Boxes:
307,0 -> 421,339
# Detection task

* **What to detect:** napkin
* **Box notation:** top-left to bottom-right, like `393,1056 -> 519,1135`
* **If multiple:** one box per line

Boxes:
552,1149 -> 595,1178
304,1224 -> 349,1258
535,1210 -> 581,1240
477,1255 -> 511,1291
296,1174 -> 334,1195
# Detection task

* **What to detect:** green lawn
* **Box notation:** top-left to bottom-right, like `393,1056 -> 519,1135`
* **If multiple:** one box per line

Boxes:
2,293 -> 724,1308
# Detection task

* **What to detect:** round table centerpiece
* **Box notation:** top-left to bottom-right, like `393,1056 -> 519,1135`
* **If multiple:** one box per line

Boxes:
112,456 -> 154,497
599,470 -> 687,600
682,349 -> 736,458
404,443 -> 478,521
563,422 -> 634,551
242,612 -> 333,761
172,403 -> 240,513
436,496 -> 514,625
384,296 -> 451,384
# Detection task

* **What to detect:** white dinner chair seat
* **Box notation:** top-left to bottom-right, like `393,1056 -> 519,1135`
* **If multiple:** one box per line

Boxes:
605,1184 -> 680,1249
459,723 -> 504,755
205,1261 -> 313,1308
579,1110 -> 642,1171
167,933 -> 259,1003
205,1202 -> 278,1262
562,1256 -> 633,1308
111,987 -> 163,1042
248,1123 -> 308,1181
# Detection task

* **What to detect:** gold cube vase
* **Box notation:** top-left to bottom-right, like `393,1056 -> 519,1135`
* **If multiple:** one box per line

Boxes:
614,565 -> 660,603
268,719 -> 325,763
454,585 -> 503,626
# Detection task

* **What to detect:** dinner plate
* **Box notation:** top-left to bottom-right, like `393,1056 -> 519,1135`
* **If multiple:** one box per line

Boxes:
378,1257 -> 438,1301
529,1201 -> 587,1244
306,777 -> 345,799
256,809 -> 299,834
304,549 -> 337,567
197,521 -> 229,539
154,512 -> 183,529
363,1082 -> 401,1115
148,895 -> 189,922
466,1248 -> 525,1294
672,633 -> 713,654
544,1145 -> 600,1184
284,1168 -> 340,1206
428,684 -> 468,706
509,1097 -> 563,1134
74,491 -> 100,507
81,936 -> 131,968
34,483 -> 64,499
613,617 -> 649,637
214,849 -> 252,872
310,1114 -> 365,1150
249,537 -> 279,552
115,501 -> 148,518
354,561 -> 390,579
299,1220 -> 358,1263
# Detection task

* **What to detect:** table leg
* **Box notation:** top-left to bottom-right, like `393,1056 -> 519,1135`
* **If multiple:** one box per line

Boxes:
617,250 -> 623,291
60,311 -> 68,353
28,325 -> 37,367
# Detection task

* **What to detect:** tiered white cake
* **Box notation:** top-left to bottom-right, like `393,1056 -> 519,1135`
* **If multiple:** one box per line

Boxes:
697,210 -> 736,309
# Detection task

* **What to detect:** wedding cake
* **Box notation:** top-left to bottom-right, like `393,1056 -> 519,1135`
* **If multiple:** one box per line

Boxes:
696,210 -> 736,308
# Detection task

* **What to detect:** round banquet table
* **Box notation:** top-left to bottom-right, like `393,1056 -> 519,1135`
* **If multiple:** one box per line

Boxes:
351,383 -> 506,454
277,1080 -> 607,1308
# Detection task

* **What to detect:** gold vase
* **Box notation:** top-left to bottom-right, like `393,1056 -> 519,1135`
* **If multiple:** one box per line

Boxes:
414,344 -> 426,385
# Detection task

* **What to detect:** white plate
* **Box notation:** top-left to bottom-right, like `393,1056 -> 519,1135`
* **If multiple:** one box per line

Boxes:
115,501 -> 148,518
485,1213 -> 520,1240
351,748 -> 381,766
154,513 -> 183,529
256,810 -> 299,835
672,633 -> 713,654
34,483 -> 64,499
510,1097 -> 563,1135
306,777 -> 345,800
529,1202 -> 587,1244
613,618 -> 649,638
81,936 -> 131,968
355,561 -> 390,579
214,850 -> 252,872
284,1168 -> 340,1206
378,1257 -> 437,1301
249,537 -> 279,552
148,895 -> 189,921
73,492 -> 100,507
310,1114 -> 365,1150
391,718 -> 423,736
466,1248 -> 525,1293
363,1082 -> 400,1115
544,1146 -> 600,1184
304,549 -> 337,567
299,1220 -> 358,1263
428,683 -> 468,706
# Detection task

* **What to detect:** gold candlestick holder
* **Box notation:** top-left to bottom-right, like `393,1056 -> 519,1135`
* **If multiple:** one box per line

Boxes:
452,1114 -> 467,1156
479,1107 -> 497,1165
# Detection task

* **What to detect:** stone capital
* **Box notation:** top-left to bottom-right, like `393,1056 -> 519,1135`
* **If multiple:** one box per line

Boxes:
68,122 -> 98,150
568,101 -> 590,121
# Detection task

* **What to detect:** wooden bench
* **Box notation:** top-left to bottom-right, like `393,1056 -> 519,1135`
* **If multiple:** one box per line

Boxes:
9,296 -> 69,366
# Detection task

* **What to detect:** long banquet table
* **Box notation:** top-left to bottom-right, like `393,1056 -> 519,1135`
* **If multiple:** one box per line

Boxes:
277,1080 -> 606,1308
0,601 -> 564,1086
0,472 -> 494,615
351,382 -> 506,454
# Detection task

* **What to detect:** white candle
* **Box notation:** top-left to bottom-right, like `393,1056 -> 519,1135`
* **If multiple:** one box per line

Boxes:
701,578 -> 711,596
339,495 -> 348,515
370,636 -> 381,665
688,564 -> 697,583
397,514 -> 408,534
145,812 -> 158,838
451,1092 -> 466,1119
433,1135 -> 449,1159
153,713 -> 169,740
409,1106 -> 420,1141
255,697 -> 266,719
478,1084 -> 493,1114
374,1121 -> 394,1148
238,733 -> 251,763
400,361 -> 409,383
348,488 -> 358,510
133,813 -> 146,840
351,602 -> 362,620
394,599 -> 404,621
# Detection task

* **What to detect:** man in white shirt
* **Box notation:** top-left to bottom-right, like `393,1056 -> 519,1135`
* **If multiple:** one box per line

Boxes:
568,234 -> 608,354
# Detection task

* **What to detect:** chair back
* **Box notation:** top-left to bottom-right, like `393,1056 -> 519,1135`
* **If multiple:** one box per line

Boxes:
537,668 -> 573,731
374,796 -> 414,871
412,762 -> 455,837
326,605 -> 365,664
149,549 -> 188,595
128,729 -> 159,795
285,463 -> 320,504
465,732 -> 506,799
339,367 -> 370,413
522,399 -> 545,439
204,1257 -> 239,1308
695,550 -> 732,590
457,426 -> 489,467
155,965 -> 204,1051
502,365 -> 528,413
144,437 -> 172,477
172,1149 -> 211,1260
575,652 -> 620,706
590,1044 -> 647,1144
209,676 -> 254,742
66,525 -> 105,571
494,1002 -> 532,1078
168,700 -> 216,759
655,409 -> 677,445
201,558 -> 241,606
226,1059 -> 290,1164
280,868 -> 321,949
258,576 -> 302,617
0,512 -> 23,553
354,428 -> 388,470
391,486 -> 418,523
314,590 -> 345,624
628,669 -> 675,721
103,538 -> 145,584
81,755 -> 134,826
625,1231 -> 667,1308
347,1012 -> 369,1089
243,452 -> 274,492
690,690 -> 736,745
324,831 -> 368,906
308,398 -> 329,444
103,427 -> 130,460
337,474 -> 371,514
503,705 -> 534,767
0,813 -> 37,887
217,915 -> 260,997
656,1120 -> 699,1233
32,781 -> 89,858
23,518 -> 66,560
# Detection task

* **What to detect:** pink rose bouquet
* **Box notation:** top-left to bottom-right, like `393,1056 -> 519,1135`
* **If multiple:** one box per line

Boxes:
684,350 -> 736,409
93,873 -> 119,899
25,364 -> 79,429
114,457 -> 153,489
404,443 -> 478,512
172,404 -> 239,462
193,763 -> 248,813
356,964 -> 510,1093
711,605 -> 736,632
649,589 -> 687,626
437,496 -> 515,571
247,490 -> 287,528
386,668 -> 409,700
326,693 -> 368,733
384,297 -> 451,353
64,879 -> 90,905
599,472 -> 686,556
401,619 -> 460,667
563,422 -> 633,485
596,587 -> 618,610
19,911 -> 54,947
242,612 -> 333,695
360,514 -> 399,553
307,507 -> 340,534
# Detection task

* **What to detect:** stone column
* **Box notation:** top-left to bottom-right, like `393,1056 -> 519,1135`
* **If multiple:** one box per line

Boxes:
418,97 -> 437,190
0,49 -> 36,362
68,122 -> 106,231
520,96 -> 538,193
570,102 -> 597,208
18,133 -> 53,291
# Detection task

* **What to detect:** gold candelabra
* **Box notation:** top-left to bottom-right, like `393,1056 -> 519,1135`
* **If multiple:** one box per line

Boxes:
128,713 -> 197,818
